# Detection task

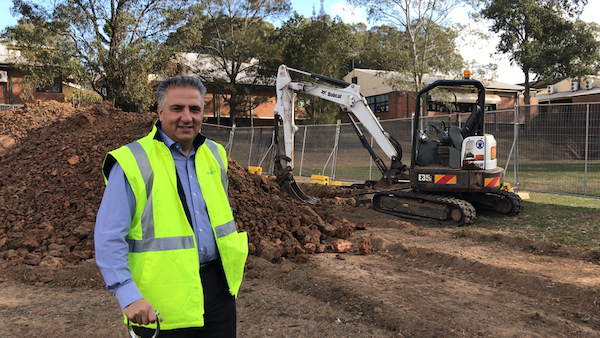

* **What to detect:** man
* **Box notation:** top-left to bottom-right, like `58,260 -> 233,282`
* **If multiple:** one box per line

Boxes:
95,75 -> 248,338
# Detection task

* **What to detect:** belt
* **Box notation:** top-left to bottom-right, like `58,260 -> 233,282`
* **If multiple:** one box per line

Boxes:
199,259 -> 218,274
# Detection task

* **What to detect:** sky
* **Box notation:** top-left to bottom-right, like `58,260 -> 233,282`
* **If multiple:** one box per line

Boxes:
1,0 -> 599,84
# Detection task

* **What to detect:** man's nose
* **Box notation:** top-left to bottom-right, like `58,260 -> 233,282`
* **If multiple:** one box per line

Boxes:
181,107 -> 193,121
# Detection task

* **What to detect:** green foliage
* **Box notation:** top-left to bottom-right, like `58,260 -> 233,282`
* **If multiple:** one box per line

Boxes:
4,0 -> 190,112
64,87 -> 102,107
2,20 -> 82,100
351,24 -> 410,71
168,0 -> 291,125
534,20 -> 600,80
346,0 -> 467,91
275,12 -> 357,123
479,0 -> 600,104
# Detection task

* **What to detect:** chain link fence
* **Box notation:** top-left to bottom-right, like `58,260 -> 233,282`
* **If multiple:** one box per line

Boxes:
0,104 -> 23,112
202,102 -> 600,198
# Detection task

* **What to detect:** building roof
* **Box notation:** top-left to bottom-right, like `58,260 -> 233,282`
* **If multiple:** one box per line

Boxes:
537,87 -> 600,101
523,77 -> 569,89
178,53 -> 275,86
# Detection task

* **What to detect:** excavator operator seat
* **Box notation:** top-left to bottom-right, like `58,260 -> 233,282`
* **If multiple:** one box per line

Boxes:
416,124 -> 464,169
447,125 -> 464,168
448,125 -> 463,150
461,106 -> 484,138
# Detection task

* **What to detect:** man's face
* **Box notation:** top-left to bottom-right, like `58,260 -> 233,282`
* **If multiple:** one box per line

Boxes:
157,86 -> 204,149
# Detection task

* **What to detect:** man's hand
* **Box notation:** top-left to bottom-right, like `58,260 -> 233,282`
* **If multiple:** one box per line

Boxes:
123,299 -> 162,325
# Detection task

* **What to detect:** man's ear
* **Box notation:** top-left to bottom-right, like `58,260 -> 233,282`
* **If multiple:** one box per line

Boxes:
157,106 -> 163,121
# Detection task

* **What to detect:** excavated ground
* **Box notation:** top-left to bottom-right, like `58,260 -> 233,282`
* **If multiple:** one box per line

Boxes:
1,102 -> 600,337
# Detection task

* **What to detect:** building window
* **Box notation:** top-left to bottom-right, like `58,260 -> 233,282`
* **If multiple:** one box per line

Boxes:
484,104 -> 497,111
366,93 -> 389,113
427,101 -> 497,113
36,77 -> 62,93
351,76 -> 357,84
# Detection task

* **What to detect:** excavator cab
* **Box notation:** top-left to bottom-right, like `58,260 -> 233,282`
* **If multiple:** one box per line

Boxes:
408,79 -> 504,193
411,79 -> 485,170
374,77 -> 523,225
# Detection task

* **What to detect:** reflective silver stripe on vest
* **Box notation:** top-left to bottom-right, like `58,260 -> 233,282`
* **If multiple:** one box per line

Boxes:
205,140 -> 228,194
127,142 -> 155,239
125,141 -> 194,253
215,220 -> 236,238
128,236 -> 195,252
205,141 -> 236,239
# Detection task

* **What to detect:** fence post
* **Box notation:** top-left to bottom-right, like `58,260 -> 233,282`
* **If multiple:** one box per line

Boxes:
369,136 -> 374,180
247,127 -> 254,167
585,103 -> 590,195
514,104 -> 519,192
322,120 -> 341,178
299,126 -> 308,177
226,124 -> 235,155
332,119 -> 341,179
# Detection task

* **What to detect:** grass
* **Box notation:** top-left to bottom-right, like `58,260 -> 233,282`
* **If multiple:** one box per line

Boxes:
294,163 -> 600,250
472,192 -> 600,251
505,161 -> 600,197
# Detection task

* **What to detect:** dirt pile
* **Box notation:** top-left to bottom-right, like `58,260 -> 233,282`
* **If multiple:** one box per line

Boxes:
228,161 -> 360,262
0,101 -> 157,268
0,100 -> 78,157
0,101 -> 363,269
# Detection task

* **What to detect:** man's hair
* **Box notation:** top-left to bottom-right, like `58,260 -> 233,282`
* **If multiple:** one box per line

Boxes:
156,75 -> 207,108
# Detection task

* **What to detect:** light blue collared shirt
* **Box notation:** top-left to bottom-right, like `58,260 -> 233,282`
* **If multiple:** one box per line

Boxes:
94,128 -> 217,310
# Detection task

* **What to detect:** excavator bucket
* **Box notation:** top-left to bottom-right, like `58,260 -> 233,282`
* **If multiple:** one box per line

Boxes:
272,103 -> 318,204
281,179 -> 318,204
274,166 -> 318,204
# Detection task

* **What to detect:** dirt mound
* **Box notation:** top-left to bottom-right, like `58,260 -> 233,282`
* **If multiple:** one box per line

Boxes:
229,161 -> 359,262
0,101 -> 156,268
0,100 -> 361,270
0,100 -> 78,157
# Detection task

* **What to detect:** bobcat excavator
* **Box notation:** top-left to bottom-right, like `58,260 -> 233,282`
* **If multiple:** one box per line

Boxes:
272,64 -> 523,225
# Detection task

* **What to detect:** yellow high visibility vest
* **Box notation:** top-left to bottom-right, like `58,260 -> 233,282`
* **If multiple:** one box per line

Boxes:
102,124 -> 248,330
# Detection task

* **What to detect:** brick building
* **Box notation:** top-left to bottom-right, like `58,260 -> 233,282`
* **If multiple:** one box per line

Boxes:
0,43 -> 66,106
342,69 -> 536,120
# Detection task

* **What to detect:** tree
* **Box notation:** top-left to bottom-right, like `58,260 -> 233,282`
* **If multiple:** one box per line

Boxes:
3,0 -> 191,111
351,24 -> 410,72
346,0 -> 467,92
169,0 -> 291,126
274,11 -> 357,123
479,0 -> 598,106
534,20 -> 600,80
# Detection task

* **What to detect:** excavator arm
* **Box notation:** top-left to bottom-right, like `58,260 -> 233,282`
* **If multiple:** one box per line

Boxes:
273,65 -> 408,203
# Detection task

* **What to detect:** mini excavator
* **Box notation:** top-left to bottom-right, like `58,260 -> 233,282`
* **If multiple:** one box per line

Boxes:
272,64 -> 522,225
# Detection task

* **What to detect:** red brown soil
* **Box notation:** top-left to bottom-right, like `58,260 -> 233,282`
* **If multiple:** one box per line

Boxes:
0,101 -> 362,269
1,101 -> 600,337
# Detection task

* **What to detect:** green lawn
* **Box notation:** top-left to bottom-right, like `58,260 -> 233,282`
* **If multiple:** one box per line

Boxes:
292,163 -> 600,250
505,161 -> 600,197
471,192 -> 600,250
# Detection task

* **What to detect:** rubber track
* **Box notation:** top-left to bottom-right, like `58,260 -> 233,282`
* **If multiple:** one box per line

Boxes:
373,190 -> 477,226
492,190 -> 524,215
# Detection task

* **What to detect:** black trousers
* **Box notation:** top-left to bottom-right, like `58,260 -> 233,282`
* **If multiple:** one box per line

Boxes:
134,260 -> 237,338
